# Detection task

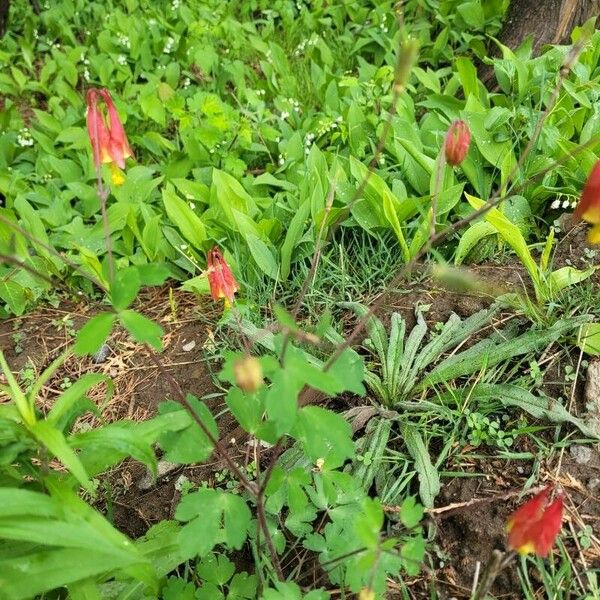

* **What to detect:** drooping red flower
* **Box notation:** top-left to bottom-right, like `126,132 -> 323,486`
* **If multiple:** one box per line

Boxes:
207,246 -> 238,307
506,486 -> 564,557
85,88 -> 133,184
86,89 -> 111,168
98,88 -> 133,169
574,159 -> 600,244
444,120 -> 471,167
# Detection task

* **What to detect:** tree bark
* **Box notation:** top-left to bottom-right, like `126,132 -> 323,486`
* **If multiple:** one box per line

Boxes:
498,0 -> 600,53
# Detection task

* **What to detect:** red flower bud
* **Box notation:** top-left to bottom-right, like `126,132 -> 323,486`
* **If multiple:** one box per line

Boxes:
207,246 -> 238,307
444,120 -> 471,167
574,159 -> 600,244
506,486 -> 564,557
85,88 -> 133,182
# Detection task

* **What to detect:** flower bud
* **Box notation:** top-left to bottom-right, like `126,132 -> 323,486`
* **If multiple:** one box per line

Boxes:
233,355 -> 263,393
444,120 -> 470,167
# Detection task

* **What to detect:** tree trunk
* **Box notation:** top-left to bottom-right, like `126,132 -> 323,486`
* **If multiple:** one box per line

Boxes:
498,0 -> 600,53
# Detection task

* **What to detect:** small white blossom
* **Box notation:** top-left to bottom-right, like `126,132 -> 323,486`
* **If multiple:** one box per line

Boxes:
164,37 -> 175,54
16,128 -> 34,147
117,34 -> 130,49
183,77 -> 191,88
83,68 -> 91,81
117,55 -> 127,66
280,111 -> 290,120
550,199 -> 560,209
562,200 -> 570,209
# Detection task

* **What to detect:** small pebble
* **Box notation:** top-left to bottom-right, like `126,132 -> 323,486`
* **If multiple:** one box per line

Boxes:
93,343 -> 110,363
137,459 -> 180,490
588,477 -> 600,493
570,444 -> 593,465
174,474 -> 189,491
182,340 -> 196,352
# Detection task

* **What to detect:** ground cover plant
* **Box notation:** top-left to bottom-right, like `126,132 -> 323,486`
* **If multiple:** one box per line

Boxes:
1,0 -> 600,598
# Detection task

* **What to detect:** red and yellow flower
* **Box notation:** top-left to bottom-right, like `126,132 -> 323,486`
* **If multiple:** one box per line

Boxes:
506,486 -> 564,557
86,88 -> 133,185
207,246 -> 238,307
574,159 -> 600,244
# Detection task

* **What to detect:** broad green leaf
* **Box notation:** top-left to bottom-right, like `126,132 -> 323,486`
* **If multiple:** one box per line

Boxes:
136,263 -> 172,286
293,406 -> 354,468
176,488 -> 250,556
211,169 -> 257,224
226,387 -> 264,434
73,421 -> 157,476
158,397 -> 218,464
73,313 -> 116,356
111,267 -> 141,310
246,234 -> 279,279
0,548 -> 143,600
382,191 -> 410,262
540,228 -> 555,272
455,57 -> 479,100
162,185 -> 207,247
29,421 -> 92,491
47,373 -> 112,426
0,281 -> 27,316
548,266 -> 597,293
399,496 -> 424,529
119,310 -> 163,350
265,370 -> 302,436
0,351 -> 35,425
465,193 -> 541,291
578,323 -> 600,356
281,199 -> 310,280
454,221 -> 496,265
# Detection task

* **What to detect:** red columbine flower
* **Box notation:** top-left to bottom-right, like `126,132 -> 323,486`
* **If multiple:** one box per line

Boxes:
506,486 -> 564,557
574,159 -> 600,244
207,246 -> 238,307
444,120 -> 471,167
86,88 -> 133,185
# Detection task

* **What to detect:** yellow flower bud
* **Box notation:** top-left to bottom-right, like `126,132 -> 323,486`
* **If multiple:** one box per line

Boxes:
233,355 -> 263,393
359,589 -> 375,600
